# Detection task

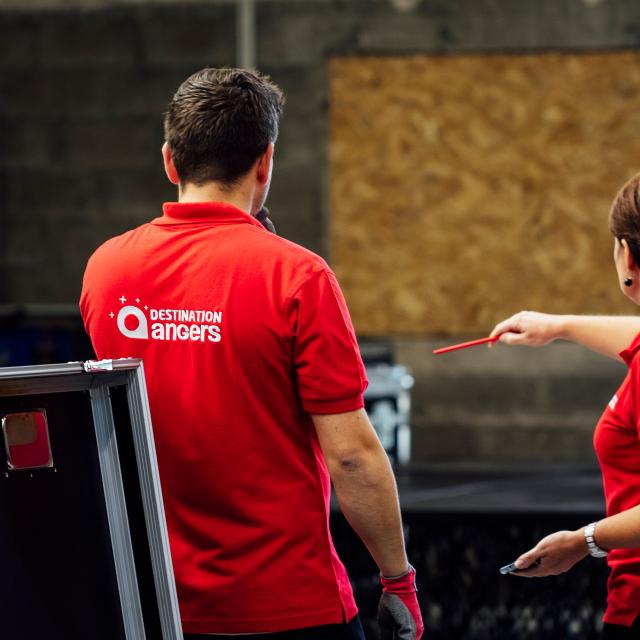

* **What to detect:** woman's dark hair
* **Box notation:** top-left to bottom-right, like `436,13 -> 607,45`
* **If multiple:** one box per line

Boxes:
609,173 -> 640,267
164,67 -> 285,187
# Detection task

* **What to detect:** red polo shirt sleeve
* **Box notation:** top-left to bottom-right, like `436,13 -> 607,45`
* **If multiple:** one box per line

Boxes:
288,265 -> 368,414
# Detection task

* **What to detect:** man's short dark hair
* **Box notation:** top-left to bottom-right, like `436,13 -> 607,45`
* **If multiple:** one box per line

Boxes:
164,68 -> 285,187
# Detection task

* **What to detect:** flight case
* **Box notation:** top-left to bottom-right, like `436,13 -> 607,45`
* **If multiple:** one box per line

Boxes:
0,359 -> 182,640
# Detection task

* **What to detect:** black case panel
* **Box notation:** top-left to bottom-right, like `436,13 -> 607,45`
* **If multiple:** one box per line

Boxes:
0,391 -> 126,640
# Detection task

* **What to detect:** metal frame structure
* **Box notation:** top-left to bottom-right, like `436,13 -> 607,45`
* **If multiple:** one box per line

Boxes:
0,359 -> 183,640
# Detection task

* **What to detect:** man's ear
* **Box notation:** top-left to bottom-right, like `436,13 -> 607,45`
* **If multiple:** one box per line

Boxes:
256,143 -> 274,186
162,142 -> 180,185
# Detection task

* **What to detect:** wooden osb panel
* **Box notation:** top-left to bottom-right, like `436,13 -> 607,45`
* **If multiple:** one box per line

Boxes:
329,53 -> 640,335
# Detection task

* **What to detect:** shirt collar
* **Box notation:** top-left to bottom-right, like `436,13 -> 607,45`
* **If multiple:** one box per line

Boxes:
620,332 -> 640,366
153,201 -> 265,229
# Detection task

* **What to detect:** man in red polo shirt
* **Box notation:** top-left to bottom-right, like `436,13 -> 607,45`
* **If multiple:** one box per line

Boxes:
80,68 -> 423,639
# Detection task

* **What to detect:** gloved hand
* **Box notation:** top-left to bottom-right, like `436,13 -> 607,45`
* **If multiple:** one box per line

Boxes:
378,565 -> 424,640
256,206 -> 276,233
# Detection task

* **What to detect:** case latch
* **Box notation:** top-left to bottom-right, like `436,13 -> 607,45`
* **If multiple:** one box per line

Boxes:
83,359 -> 114,373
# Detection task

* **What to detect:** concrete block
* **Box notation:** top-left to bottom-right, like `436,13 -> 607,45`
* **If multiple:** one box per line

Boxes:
0,70 -> 50,117
357,5 -> 448,53
62,118 -> 159,169
4,168 -> 100,219
42,69 -> 105,117
0,13 -> 40,69
275,123 -> 320,172
2,67 -> 187,119
530,0 -> 640,49
0,118 -> 53,168
411,424 -> 599,464
257,0 -> 389,68
267,166 -> 323,256
412,371 -> 620,421
414,373 -> 540,414
355,0 -> 640,54
258,5 -> 319,67
41,8 -> 137,68
137,5 -> 235,68
100,66 -> 194,116
545,374 -> 621,411
267,65 -> 327,119
308,1 -> 364,57
6,227 -> 100,303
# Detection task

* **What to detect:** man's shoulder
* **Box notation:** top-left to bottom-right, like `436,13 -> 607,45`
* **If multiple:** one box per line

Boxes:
254,229 -> 329,274
87,223 -> 151,265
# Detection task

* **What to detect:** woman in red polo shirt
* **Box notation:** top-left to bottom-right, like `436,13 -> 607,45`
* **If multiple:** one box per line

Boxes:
490,173 -> 640,639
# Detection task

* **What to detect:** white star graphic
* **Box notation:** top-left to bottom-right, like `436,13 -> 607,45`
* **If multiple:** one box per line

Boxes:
119,295 -> 127,304
109,312 -> 115,318
136,298 -> 140,303
144,305 -> 149,310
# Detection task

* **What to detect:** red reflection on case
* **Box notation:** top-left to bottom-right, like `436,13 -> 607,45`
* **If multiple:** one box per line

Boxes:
3,411 -> 53,470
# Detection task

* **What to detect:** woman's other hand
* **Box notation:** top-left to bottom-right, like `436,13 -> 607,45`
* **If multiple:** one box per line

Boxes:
510,529 -> 588,578
490,311 -> 565,347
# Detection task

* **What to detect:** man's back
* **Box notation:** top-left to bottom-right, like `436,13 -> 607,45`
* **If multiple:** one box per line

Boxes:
80,66 -> 423,639
80,201 -> 368,634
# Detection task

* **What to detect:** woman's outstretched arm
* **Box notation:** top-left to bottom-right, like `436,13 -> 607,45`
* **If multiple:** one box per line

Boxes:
490,311 -> 640,361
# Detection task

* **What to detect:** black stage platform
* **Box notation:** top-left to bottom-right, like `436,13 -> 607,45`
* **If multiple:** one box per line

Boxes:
333,465 -> 608,640
394,465 -> 604,515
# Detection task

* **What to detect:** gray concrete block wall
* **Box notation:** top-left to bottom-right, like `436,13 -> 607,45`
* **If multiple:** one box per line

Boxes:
0,4 -> 235,304
396,338 -> 625,464
1,0 -> 640,462
4,0 -> 640,304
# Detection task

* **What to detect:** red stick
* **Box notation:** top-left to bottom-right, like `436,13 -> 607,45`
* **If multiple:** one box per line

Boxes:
432,335 -> 501,355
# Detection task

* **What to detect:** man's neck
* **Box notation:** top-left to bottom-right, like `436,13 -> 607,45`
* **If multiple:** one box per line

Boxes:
178,181 -> 255,215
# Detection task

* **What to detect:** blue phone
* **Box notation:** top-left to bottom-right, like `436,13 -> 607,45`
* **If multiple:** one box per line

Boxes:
499,558 -> 541,574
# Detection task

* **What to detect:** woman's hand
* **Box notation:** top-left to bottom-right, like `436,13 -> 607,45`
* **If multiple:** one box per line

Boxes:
510,529 -> 588,578
490,311 -> 566,347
